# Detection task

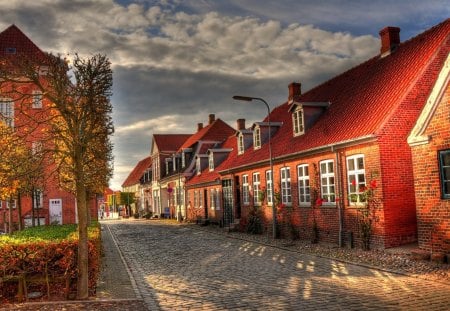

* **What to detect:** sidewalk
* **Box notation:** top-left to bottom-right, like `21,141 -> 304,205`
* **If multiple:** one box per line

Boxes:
1,221 -> 147,311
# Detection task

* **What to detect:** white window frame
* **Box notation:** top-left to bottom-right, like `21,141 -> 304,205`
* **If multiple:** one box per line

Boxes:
280,167 -> 292,205
182,151 -> 186,168
242,175 -> 250,205
347,155 -> 366,205
253,126 -> 261,149
266,170 -> 273,205
215,188 -> 220,210
292,107 -> 304,136
320,160 -> 336,205
208,153 -> 214,171
238,133 -> 244,155
0,98 -> 14,127
194,191 -> 199,208
297,164 -> 311,206
34,189 -> 44,209
253,172 -> 261,206
32,90 -> 43,109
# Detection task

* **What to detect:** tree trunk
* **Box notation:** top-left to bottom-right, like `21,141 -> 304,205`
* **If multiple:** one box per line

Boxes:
76,180 -> 89,299
17,192 -> 22,231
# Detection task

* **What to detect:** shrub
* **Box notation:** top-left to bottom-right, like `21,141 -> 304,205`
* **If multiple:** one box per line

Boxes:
0,223 -> 101,303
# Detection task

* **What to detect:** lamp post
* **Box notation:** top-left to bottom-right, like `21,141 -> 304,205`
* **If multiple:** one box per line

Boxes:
232,95 -> 277,239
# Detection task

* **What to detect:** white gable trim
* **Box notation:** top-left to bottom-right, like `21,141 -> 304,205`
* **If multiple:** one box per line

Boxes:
408,53 -> 450,146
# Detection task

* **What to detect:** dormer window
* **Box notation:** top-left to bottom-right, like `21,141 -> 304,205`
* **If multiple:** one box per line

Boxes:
182,151 -> 186,168
208,153 -> 214,171
238,133 -> 244,155
0,98 -> 14,127
292,107 -> 304,136
253,127 -> 261,149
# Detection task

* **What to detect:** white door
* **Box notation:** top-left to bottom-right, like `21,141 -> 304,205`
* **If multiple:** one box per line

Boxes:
49,199 -> 62,225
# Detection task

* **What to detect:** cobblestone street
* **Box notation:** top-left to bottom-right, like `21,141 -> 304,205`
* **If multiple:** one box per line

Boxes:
107,220 -> 450,310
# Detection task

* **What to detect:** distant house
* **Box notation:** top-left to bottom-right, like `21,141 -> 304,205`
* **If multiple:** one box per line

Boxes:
121,156 -> 152,216
150,133 -> 192,218
187,20 -> 450,250
0,25 -> 98,230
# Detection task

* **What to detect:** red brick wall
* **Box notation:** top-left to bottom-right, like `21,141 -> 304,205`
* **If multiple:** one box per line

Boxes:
411,81 -> 450,253
186,184 -> 222,223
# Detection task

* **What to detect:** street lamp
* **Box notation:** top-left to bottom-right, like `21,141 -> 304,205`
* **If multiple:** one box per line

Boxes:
232,95 -> 277,239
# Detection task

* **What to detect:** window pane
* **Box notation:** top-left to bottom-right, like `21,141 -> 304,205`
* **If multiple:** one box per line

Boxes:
304,166 -> 309,176
347,159 -> 355,171
357,157 -> 364,170
329,177 -> 334,185
358,174 -> 366,184
328,162 -> 334,173
442,153 -> 450,166
444,167 -> 450,180
321,162 -> 326,172
445,181 -> 450,195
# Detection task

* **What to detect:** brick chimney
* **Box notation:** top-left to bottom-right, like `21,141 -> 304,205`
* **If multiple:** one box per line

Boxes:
236,119 -> 246,130
288,82 -> 301,102
208,113 -> 215,124
197,123 -> 203,131
379,26 -> 400,56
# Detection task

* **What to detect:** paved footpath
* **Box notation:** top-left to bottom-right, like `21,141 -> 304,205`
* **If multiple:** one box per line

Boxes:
105,220 -> 450,311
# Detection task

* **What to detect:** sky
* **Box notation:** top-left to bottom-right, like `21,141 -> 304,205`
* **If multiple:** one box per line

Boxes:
0,0 -> 448,190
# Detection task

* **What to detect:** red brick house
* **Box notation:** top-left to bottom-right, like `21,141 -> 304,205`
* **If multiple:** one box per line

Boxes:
408,35 -> 450,253
0,25 -> 98,230
188,19 -> 450,249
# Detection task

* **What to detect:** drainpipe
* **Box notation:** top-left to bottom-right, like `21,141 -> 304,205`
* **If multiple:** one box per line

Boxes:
333,147 -> 344,248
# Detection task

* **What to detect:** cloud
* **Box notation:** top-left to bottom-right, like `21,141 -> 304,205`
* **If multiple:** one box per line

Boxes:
0,0 -> 446,189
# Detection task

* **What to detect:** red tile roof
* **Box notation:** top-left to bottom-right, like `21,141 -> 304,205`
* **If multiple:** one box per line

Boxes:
179,119 -> 235,150
122,156 -> 152,187
217,18 -> 450,174
153,134 -> 192,153
187,134 -> 237,186
0,25 -> 47,61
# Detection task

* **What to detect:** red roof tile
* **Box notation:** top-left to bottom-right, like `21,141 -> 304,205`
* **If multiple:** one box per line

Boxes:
153,134 -> 192,153
0,25 -> 47,61
179,119 -> 235,150
218,18 -> 450,173
122,156 -> 152,187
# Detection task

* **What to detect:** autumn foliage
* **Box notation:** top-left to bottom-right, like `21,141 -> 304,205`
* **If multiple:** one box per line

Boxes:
0,223 -> 101,303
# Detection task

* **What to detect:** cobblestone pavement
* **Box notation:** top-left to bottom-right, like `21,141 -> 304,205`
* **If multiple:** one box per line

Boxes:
106,220 -> 450,311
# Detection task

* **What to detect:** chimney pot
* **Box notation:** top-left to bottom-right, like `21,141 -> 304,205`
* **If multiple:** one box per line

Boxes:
237,119 -> 246,130
288,82 -> 301,102
379,26 -> 400,56
197,123 -> 203,131
208,114 -> 215,124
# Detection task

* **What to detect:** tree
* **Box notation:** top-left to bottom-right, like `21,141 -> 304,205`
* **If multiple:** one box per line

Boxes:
0,53 -> 113,299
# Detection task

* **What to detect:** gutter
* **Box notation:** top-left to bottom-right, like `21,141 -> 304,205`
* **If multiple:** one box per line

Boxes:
219,134 -> 377,175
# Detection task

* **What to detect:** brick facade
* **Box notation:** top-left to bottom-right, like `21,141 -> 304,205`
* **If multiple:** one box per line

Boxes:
410,81 -> 450,253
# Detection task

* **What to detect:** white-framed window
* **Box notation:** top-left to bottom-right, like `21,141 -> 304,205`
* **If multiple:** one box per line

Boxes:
182,151 -> 186,168
172,155 -> 177,172
253,127 -> 261,149
32,90 -> 43,109
266,170 -> 273,205
0,98 -> 14,127
253,172 -> 261,206
152,157 -> 160,181
208,153 -> 214,171
0,201 -> 2,209
280,167 -> 292,205
34,189 -> 44,208
165,160 -> 170,176
238,133 -> 244,155
297,164 -> 310,205
347,155 -> 366,205
194,191 -> 199,208
320,160 -> 336,204
242,175 -> 250,205
210,188 -> 221,210
7,200 -> 17,209
292,107 -> 304,136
